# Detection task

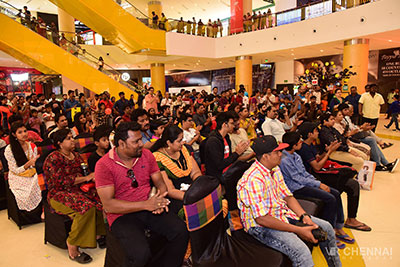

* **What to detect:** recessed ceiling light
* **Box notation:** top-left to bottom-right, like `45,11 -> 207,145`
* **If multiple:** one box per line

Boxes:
388,40 -> 393,42
219,61 -> 222,63
320,49 -> 324,52
173,64 -> 176,66
197,59 -> 201,62
291,53 -> 294,56
196,62 -> 199,65
291,49 -> 294,52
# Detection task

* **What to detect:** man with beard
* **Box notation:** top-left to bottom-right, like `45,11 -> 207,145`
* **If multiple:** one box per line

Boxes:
131,108 -> 153,149
205,111 -> 249,183
95,122 -> 188,267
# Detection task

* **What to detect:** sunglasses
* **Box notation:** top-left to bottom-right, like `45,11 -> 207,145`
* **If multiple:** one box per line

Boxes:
127,169 -> 138,188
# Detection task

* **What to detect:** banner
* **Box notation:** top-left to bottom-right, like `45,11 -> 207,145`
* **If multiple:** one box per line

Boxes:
378,48 -> 400,79
230,0 -> 243,34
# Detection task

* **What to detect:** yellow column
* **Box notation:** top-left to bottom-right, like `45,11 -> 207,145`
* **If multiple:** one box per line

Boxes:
57,8 -> 75,41
148,1 -> 162,28
235,56 -> 253,96
343,38 -> 369,94
150,63 -> 165,96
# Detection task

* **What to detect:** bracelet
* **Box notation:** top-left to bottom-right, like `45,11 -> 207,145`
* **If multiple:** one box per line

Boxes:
300,213 -> 311,222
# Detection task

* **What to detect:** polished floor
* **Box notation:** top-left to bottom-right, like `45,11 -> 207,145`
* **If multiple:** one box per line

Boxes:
0,116 -> 399,267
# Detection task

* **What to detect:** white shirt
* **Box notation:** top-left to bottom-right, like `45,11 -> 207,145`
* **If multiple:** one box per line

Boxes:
183,128 -> 199,150
242,96 -> 249,108
359,92 -> 384,119
261,117 -> 290,142
161,98 -> 172,107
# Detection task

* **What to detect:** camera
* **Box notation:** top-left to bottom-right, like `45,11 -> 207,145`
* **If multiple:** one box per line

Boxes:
295,222 -> 328,243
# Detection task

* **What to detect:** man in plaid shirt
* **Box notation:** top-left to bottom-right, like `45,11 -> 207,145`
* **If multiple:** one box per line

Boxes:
237,135 -> 341,267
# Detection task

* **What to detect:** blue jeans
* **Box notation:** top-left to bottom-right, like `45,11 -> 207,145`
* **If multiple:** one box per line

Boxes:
248,216 -> 341,267
360,136 -> 389,165
294,186 -> 344,229
386,113 -> 399,130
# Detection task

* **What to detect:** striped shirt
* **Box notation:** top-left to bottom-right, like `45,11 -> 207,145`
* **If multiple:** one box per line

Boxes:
237,160 -> 298,231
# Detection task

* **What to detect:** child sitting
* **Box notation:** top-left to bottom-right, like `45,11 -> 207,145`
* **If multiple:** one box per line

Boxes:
88,125 -> 111,172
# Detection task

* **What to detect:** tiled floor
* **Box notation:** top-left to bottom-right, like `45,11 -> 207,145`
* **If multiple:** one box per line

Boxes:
0,116 -> 398,267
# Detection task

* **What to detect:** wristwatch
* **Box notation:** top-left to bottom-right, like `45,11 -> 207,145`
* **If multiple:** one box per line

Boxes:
300,213 -> 311,222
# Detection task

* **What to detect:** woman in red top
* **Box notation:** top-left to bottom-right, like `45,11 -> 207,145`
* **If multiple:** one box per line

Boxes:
44,129 -> 105,264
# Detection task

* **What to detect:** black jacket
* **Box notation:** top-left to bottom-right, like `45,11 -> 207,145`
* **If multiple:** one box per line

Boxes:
319,125 -> 349,152
204,130 -> 239,183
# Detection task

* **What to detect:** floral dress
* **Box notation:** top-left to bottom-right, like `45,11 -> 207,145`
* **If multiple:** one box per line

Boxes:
43,151 -> 102,214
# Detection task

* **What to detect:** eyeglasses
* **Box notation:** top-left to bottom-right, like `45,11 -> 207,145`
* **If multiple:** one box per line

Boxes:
127,169 -> 138,188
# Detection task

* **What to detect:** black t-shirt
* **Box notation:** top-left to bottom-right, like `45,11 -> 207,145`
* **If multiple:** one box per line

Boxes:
297,143 -> 318,173
88,151 -> 102,172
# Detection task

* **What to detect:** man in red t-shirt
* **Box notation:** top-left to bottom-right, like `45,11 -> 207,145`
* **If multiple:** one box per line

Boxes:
95,122 -> 188,266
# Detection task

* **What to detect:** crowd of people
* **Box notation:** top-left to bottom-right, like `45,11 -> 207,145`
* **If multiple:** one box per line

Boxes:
148,8 -> 275,37
0,81 -> 398,266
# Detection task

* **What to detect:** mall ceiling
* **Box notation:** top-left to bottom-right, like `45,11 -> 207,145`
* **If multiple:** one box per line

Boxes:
5,0 -> 271,21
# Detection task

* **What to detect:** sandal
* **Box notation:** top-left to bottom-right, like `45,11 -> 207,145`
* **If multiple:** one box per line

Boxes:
344,223 -> 372,232
69,252 -> 93,264
97,236 -> 106,249
336,240 -> 346,249
336,234 -> 355,244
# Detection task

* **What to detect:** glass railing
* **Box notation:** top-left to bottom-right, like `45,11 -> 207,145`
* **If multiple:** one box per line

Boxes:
0,0 -> 146,94
114,0 -> 378,37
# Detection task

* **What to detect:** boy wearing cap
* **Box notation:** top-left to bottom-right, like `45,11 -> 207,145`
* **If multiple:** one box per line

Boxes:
237,135 -> 341,267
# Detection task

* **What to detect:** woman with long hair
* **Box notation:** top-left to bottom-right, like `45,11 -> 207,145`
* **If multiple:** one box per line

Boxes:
238,107 -> 258,140
72,112 -> 90,136
44,129 -> 105,263
5,122 -> 41,211
151,125 -> 201,214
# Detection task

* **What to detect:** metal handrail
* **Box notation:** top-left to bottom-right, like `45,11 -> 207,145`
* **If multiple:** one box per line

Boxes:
0,0 -> 145,94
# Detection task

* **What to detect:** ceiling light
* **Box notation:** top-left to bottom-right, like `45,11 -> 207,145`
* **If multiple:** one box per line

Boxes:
196,63 -> 199,65
219,61 -> 222,63
388,40 -> 393,42
291,49 -> 294,52
320,49 -> 324,52
197,59 -> 201,62
291,53 -> 294,56
173,64 -> 176,66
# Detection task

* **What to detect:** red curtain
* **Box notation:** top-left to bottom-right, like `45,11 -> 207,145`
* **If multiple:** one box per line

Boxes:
230,0 -> 243,34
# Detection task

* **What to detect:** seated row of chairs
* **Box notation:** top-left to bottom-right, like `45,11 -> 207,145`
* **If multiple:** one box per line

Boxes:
1,133 -> 325,267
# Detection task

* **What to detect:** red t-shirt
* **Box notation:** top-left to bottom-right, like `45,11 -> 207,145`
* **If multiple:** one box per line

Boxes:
95,148 -> 160,226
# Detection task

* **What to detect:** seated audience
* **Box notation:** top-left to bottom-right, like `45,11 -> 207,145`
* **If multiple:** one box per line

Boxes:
44,129 -> 105,263
88,126 -> 111,172
71,112 -> 91,136
5,122 -> 42,211
95,122 -> 189,267
237,135 -> 341,267
149,119 -> 166,141
180,113 -> 201,165
280,131 -> 351,248
261,106 -> 292,142
332,110 -> 370,160
152,124 -> 201,214
48,113 -> 76,138
131,108 -> 153,149
193,104 -> 211,137
204,112 -> 248,183
319,112 -> 365,172
5,114 -> 43,144
229,112 -> 255,162
238,107 -> 258,140
297,122 -> 371,232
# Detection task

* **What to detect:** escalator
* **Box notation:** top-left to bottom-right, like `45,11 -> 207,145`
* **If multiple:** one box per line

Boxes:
0,2 -> 140,97
48,0 -> 166,55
